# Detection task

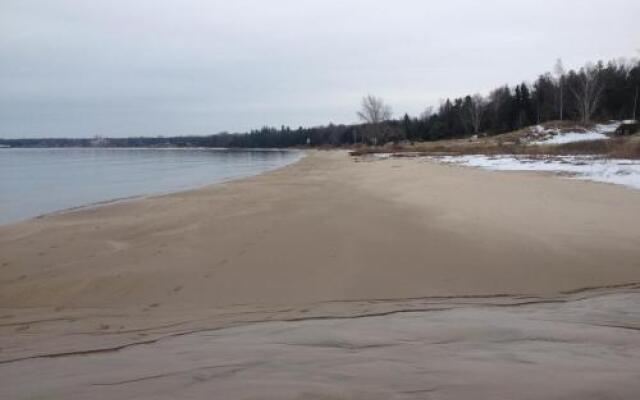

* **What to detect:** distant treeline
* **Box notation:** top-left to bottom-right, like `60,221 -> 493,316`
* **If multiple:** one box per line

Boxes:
2,57 -> 638,148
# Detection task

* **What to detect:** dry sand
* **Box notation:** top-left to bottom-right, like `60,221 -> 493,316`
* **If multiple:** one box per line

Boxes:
1,150 -> 640,399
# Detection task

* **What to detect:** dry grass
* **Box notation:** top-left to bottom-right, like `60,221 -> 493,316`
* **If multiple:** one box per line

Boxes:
535,137 -> 640,158
349,123 -> 640,159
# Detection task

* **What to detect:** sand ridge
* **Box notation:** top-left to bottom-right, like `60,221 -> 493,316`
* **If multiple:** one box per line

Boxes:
2,287 -> 640,399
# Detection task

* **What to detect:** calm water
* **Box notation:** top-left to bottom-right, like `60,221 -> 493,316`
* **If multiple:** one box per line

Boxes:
0,148 -> 302,225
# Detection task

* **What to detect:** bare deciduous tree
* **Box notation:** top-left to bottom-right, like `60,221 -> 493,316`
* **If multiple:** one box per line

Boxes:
357,95 -> 392,124
356,95 -> 393,145
633,84 -> 638,121
419,106 -> 434,121
635,50 -> 640,121
468,94 -> 485,134
554,58 -> 565,121
570,64 -> 604,124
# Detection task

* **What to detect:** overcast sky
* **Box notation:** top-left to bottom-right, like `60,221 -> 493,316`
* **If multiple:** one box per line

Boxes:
1,0 -> 639,138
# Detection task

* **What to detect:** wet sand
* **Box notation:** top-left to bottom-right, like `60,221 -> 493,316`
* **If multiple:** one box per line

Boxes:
1,150 -> 640,398
3,288 -> 640,400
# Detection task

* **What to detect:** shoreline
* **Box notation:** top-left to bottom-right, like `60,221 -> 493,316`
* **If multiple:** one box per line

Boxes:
0,148 -> 305,227
38,150 -> 306,224
2,149 -> 640,376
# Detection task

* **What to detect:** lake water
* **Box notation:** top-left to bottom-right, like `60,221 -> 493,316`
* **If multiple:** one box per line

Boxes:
0,148 -> 302,225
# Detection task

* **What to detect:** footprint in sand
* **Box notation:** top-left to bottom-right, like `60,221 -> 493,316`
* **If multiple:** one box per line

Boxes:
216,259 -> 229,267
106,241 -> 129,252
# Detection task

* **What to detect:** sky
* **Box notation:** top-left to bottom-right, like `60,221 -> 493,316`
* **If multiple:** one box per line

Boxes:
1,0 -> 639,138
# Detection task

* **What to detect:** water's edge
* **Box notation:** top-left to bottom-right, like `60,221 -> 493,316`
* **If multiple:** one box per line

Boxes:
1,148 -> 306,226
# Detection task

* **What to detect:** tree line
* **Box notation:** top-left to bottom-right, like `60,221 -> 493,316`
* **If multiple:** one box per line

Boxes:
2,57 -> 638,148
397,58 -> 639,144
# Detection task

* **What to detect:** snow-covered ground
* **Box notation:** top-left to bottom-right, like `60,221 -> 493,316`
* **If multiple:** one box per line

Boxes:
532,131 -> 609,144
529,121 -> 620,145
429,154 -> 640,189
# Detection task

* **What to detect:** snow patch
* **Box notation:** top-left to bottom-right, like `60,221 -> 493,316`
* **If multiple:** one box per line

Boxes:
532,131 -> 609,145
527,121 -> 621,145
429,154 -> 640,190
594,121 -> 623,133
372,153 -> 393,159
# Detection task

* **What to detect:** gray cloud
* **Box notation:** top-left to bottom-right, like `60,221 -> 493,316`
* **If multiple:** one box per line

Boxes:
1,0 -> 639,137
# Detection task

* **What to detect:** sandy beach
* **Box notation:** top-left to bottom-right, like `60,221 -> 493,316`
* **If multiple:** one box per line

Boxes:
2,150 -> 640,399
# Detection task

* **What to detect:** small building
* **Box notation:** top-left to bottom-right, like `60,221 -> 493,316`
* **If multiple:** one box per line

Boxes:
90,135 -> 109,147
